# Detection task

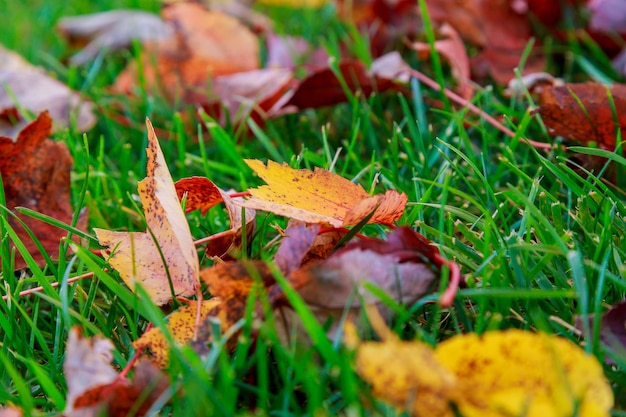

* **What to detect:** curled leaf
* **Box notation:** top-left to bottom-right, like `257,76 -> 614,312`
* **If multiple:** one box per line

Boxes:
95,119 -> 199,305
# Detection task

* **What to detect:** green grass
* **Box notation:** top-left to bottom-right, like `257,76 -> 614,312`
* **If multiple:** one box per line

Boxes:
1,0 -> 626,415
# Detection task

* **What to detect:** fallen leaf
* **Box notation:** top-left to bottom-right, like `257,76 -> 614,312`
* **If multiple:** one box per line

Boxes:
175,176 -> 224,215
266,33 -> 329,71
274,227 -> 442,343
240,159 -> 407,227
532,82 -> 626,149
411,23 -> 473,100
354,328 -> 614,417
279,52 -> 409,112
426,0 -> 545,84
274,221 -> 321,276
0,111 -> 87,270
63,327 -> 118,417
174,176 -> 256,258
0,45 -> 95,138
57,10 -> 173,66
64,326 -> 169,417
435,330 -> 614,417
113,3 -> 259,102
336,0 -> 420,55
133,299 -> 222,368
95,119 -> 199,305
192,261 -> 274,356
210,68 -> 293,124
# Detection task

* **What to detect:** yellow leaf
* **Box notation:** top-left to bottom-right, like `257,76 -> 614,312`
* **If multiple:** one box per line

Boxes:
354,329 -> 613,417
133,298 -> 221,368
355,334 -> 457,417
94,119 -> 199,305
240,160 -> 407,227
436,330 -> 614,417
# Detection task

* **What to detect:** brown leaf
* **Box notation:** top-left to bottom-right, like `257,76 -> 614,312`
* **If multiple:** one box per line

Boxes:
533,82 -> 626,149
113,3 -> 259,101
94,119 -> 199,305
0,112 -> 87,270
411,24 -> 473,100
576,300 -> 626,363
240,159 -> 407,227
426,0 -> 545,84
192,261 -> 274,356
64,327 -> 169,417
0,45 -> 95,138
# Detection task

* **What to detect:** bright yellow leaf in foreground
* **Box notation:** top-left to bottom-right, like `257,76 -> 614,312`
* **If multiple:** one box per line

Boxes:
241,160 -> 407,227
355,329 -> 613,417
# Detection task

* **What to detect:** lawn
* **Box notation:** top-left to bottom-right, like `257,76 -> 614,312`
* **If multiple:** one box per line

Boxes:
1,0 -> 625,416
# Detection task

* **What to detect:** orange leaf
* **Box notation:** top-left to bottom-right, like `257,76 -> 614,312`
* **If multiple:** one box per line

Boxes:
175,176 -> 256,258
113,3 -> 259,100
175,176 -> 224,215
240,159 -> 407,227
94,119 -> 199,305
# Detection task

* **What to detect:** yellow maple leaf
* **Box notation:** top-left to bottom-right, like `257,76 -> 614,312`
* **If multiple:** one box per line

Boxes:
354,329 -> 613,417
94,119 -> 199,305
240,160 -> 407,227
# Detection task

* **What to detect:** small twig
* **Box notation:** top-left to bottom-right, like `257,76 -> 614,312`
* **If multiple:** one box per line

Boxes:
228,191 -> 251,199
405,68 -> 554,151
194,229 -> 236,246
1,271 -> 94,301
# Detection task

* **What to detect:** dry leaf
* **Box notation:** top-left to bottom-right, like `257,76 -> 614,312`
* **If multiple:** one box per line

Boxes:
133,299 -> 221,368
0,111 -> 87,270
435,330 -> 614,417
411,23 -> 473,100
64,327 -> 169,417
279,52 -> 409,113
63,327 -> 118,417
0,45 -> 95,138
354,328 -> 614,417
113,3 -> 259,101
266,33 -> 329,71
576,300 -> 626,363
240,159 -> 407,227
174,176 -> 256,258
57,10 -> 173,66
533,82 -> 626,149
274,221 -> 321,276
274,227 -> 441,343
95,119 -> 199,305
425,0 -> 545,84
